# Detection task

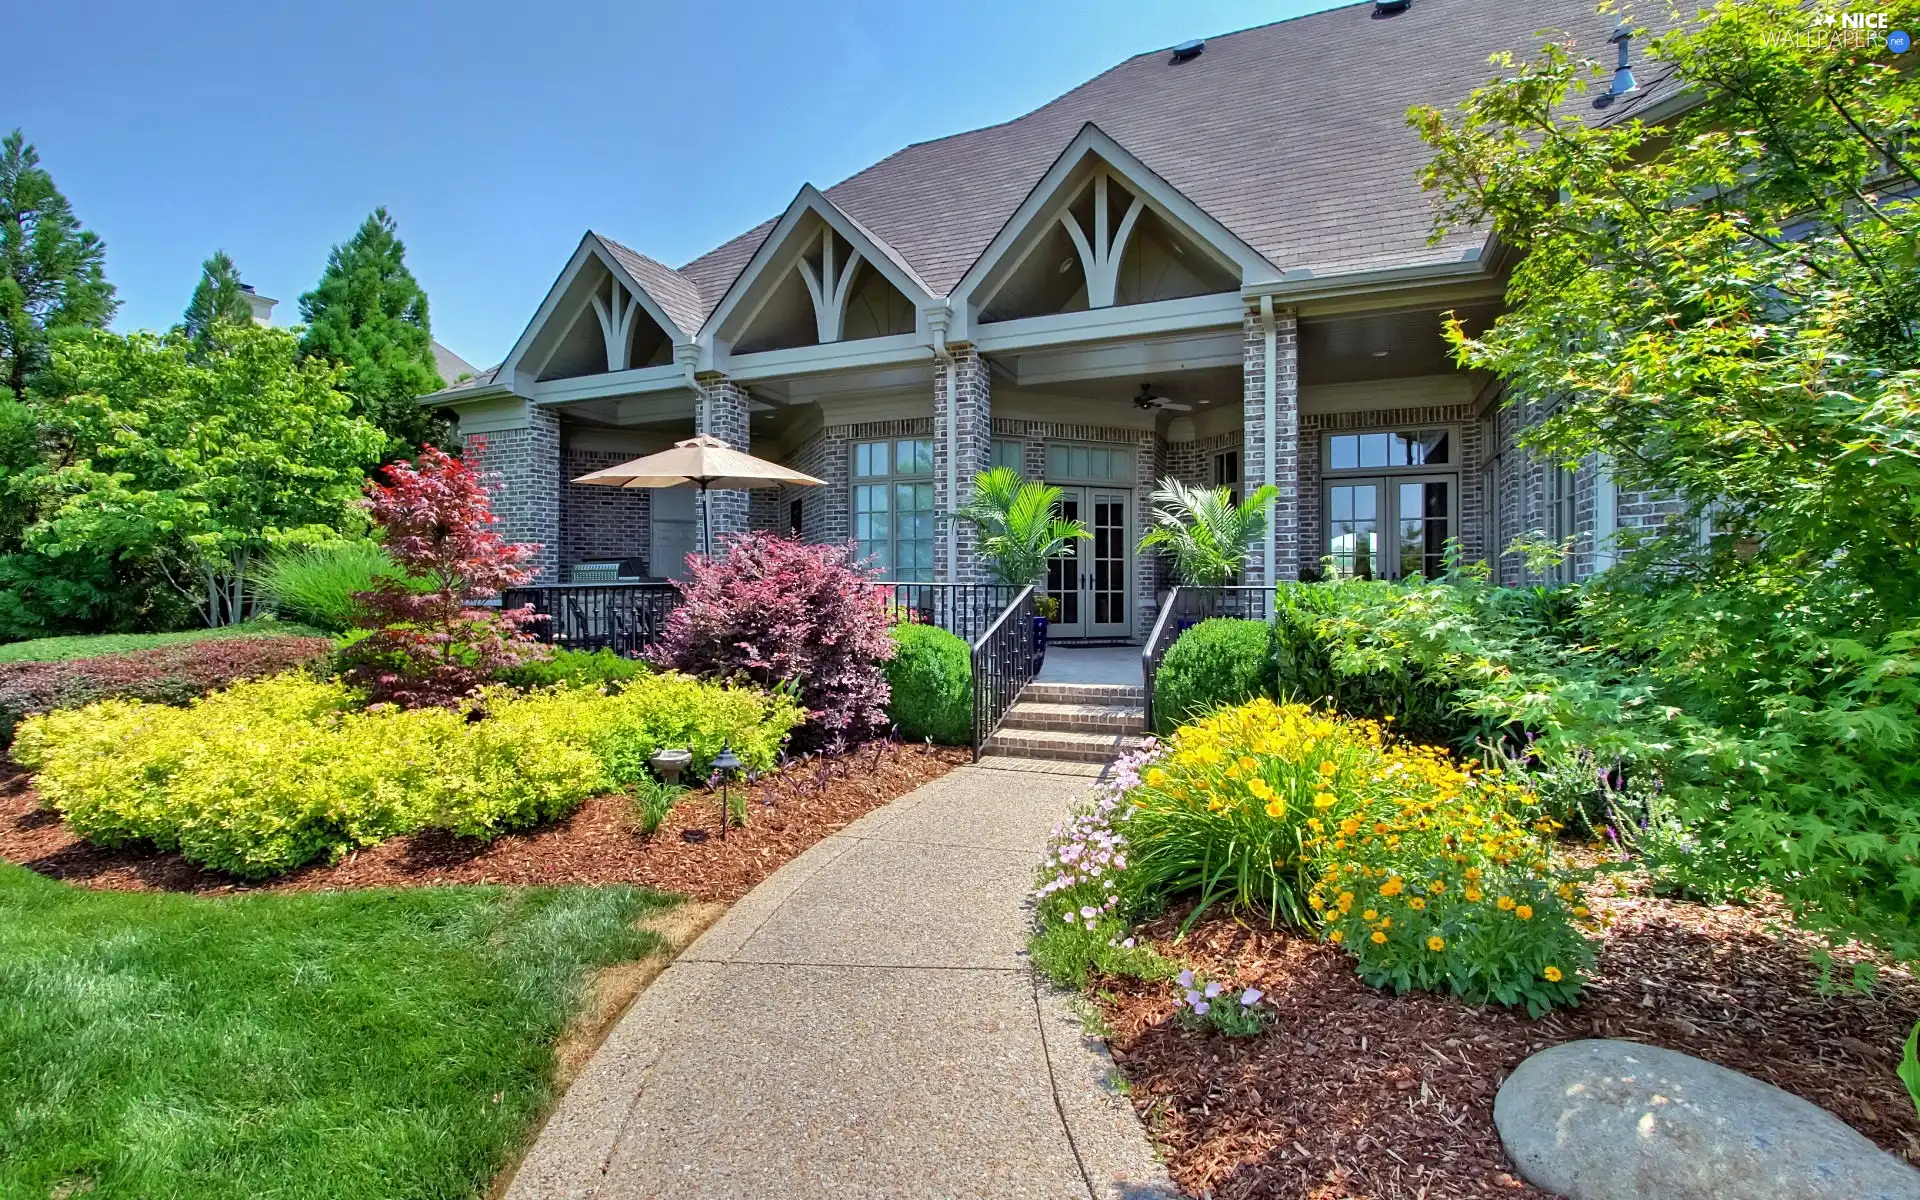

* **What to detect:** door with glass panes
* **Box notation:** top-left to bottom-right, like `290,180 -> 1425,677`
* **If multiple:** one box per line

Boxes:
1324,476 -> 1454,580
1046,487 -> 1130,638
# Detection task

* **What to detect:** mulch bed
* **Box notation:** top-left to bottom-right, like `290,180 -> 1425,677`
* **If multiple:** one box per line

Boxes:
0,742 -> 967,902
1092,873 -> 1920,1200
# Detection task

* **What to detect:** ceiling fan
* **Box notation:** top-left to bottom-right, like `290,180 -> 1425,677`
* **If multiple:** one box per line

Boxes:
1132,381 -> 1192,412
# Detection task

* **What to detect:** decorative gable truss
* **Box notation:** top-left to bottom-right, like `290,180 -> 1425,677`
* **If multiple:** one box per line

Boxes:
952,123 -> 1283,337
495,234 -> 695,397
703,185 -> 934,364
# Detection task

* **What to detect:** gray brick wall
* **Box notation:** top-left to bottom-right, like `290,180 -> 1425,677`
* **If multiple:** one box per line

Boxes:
934,346 -> 993,582
561,444 -> 651,572
695,375 -> 751,549
465,405 -> 560,581
1241,308 -> 1301,584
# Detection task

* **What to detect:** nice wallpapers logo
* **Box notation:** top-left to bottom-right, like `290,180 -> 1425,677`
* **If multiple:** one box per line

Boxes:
1763,9 -> 1912,52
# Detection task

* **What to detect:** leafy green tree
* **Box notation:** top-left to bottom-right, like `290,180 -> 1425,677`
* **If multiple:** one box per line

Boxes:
298,208 -> 448,457
1411,0 -> 1920,955
22,324 -> 385,627
1137,478 -> 1281,585
0,130 -> 116,400
952,466 -> 1090,586
180,250 -> 254,347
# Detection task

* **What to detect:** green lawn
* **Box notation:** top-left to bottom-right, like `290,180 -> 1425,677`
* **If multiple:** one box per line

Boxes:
0,618 -> 330,665
0,865 -> 673,1200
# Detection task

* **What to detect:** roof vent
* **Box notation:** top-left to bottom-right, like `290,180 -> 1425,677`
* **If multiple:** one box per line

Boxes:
1373,0 -> 1411,16
1608,19 -> 1639,96
1170,39 -> 1204,64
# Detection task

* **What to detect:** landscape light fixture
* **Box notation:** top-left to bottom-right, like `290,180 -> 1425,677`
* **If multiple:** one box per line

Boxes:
712,743 -> 743,838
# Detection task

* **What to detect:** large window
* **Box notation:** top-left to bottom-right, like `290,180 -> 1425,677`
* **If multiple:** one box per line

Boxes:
991,439 -> 1025,477
1214,448 -> 1241,505
1045,442 -> 1133,484
1546,463 -> 1578,584
1322,428 -> 1457,580
853,438 -> 935,581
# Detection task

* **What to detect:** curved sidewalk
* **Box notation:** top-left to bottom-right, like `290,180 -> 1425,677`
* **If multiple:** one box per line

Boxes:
506,762 -> 1176,1200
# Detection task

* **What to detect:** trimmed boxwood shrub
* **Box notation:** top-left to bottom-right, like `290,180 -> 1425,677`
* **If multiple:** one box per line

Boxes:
885,623 -> 972,744
0,635 -> 334,745
1152,618 -> 1272,733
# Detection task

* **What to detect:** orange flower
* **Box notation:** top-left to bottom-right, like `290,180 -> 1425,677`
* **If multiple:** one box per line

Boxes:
1370,930 -> 1387,944
1543,965 -> 1564,983
1515,904 -> 1534,921
1426,935 -> 1446,952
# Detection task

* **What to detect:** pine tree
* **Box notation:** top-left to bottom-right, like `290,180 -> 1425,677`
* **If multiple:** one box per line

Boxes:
0,130 -> 116,400
298,208 -> 447,457
181,250 -> 254,346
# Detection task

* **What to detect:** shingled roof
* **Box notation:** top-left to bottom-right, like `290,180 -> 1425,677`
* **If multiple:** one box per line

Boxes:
626,0 -> 1653,329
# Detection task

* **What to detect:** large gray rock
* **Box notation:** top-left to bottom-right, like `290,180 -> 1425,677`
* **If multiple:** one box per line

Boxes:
1494,1039 -> 1920,1200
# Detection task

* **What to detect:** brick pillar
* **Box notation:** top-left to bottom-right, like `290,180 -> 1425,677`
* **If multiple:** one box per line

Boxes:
463,401 -> 560,580
935,344 -> 992,582
695,374 -> 751,553
1242,305 -> 1300,584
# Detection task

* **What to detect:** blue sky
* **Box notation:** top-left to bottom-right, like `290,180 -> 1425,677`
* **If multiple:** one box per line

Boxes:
14,0 -> 1350,369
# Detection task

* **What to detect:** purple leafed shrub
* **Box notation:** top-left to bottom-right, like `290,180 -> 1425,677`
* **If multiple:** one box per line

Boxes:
0,636 -> 334,744
648,533 -> 895,752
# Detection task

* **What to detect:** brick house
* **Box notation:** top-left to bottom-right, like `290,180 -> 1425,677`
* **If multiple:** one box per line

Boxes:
421,0 -> 1688,643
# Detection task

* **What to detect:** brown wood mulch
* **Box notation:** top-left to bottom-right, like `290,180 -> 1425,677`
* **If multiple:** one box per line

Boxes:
0,743 -> 966,902
1092,873 -> 1920,1200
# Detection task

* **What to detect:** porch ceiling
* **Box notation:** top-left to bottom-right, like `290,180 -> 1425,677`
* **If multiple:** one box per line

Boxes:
1299,301 -> 1499,387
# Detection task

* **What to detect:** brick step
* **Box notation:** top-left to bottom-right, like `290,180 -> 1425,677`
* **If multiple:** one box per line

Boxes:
981,728 -> 1149,764
1019,681 -> 1145,706
1000,701 -> 1145,736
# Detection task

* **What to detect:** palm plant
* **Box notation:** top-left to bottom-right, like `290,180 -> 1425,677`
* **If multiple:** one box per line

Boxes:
1137,478 -> 1281,586
952,467 -> 1090,586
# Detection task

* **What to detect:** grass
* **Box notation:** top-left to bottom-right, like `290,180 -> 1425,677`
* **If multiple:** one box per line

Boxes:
0,864 -> 675,1200
0,618 -> 330,665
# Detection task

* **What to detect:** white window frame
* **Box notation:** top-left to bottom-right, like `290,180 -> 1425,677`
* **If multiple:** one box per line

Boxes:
852,437 -> 937,582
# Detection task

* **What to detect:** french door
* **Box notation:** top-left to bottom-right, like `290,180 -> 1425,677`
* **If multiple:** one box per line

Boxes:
1324,475 -> 1454,580
1046,486 -> 1130,639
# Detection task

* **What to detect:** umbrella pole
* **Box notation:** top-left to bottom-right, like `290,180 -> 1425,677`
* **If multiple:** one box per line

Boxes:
700,482 -> 713,561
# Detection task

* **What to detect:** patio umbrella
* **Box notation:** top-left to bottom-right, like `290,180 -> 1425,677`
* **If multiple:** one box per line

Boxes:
571,434 -> 824,561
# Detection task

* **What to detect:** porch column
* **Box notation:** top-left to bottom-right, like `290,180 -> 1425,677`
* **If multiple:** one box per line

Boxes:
1242,301 -> 1300,585
462,399 -> 561,581
935,343 -> 992,583
694,373 -> 751,551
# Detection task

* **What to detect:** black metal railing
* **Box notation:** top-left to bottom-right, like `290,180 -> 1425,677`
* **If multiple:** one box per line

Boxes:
503,582 -> 682,656
970,585 -> 1037,760
1141,585 -> 1277,732
878,582 -> 1023,645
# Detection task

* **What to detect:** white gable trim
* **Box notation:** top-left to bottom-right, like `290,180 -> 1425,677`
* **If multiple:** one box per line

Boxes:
495,234 -> 693,390
700,184 -> 935,354
949,122 -> 1283,340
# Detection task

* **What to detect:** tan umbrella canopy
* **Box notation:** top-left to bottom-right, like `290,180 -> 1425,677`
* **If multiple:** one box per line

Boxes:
572,434 -> 824,559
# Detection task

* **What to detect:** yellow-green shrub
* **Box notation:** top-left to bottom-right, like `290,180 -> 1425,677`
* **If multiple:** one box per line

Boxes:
13,670 -> 803,878
526,670 -> 802,787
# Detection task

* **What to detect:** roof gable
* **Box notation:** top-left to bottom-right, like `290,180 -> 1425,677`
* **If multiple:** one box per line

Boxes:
698,184 -> 934,351
496,234 -> 695,385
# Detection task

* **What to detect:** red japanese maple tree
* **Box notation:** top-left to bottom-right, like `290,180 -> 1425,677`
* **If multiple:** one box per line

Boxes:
340,441 -> 549,707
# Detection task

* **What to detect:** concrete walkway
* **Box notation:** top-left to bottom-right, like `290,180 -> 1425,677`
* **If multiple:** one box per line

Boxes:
506,762 -> 1176,1200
